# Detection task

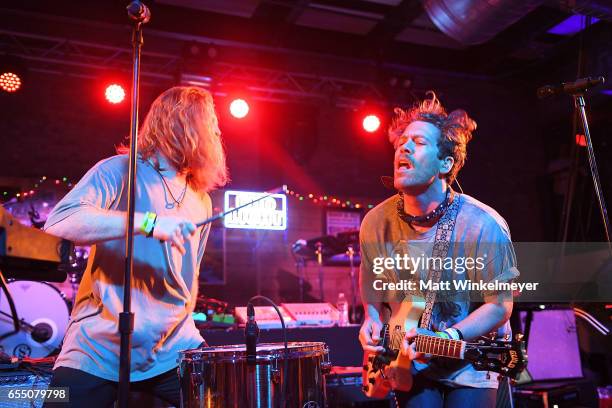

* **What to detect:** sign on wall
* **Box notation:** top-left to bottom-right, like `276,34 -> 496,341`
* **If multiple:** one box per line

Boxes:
325,208 -> 362,236
223,190 -> 287,230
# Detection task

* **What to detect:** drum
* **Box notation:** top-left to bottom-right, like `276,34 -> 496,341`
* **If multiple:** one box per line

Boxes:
178,342 -> 330,408
0,281 -> 70,358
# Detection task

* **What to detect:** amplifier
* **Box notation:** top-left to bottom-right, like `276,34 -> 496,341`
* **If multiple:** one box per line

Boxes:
282,303 -> 338,326
234,306 -> 297,329
513,384 -> 580,408
0,207 -> 71,282
235,303 -> 340,328
325,366 -> 390,408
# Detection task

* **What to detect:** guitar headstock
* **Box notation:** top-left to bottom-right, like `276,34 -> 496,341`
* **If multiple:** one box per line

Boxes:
464,334 -> 528,380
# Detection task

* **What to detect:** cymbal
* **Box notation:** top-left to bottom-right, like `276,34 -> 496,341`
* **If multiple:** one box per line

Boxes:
336,230 -> 358,248
293,235 -> 343,259
306,235 -> 344,257
325,252 -> 361,266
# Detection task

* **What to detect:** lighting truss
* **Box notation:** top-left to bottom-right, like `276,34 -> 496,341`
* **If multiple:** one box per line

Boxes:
0,29 -> 383,107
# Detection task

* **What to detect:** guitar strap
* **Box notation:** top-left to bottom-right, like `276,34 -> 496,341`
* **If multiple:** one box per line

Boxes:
418,190 -> 462,330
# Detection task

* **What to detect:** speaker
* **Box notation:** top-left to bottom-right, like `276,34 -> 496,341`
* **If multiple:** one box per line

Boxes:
326,367 -> 391,407
518,308 -> 583,382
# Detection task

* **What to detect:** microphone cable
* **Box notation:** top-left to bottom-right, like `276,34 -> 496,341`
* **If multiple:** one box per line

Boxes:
247,295 -> 289,408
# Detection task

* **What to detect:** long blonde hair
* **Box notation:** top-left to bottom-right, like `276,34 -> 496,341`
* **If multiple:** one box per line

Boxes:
119,86 -> 229,192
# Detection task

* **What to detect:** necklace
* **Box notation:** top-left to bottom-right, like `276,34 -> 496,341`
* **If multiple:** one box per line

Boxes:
150,163 -> 188,209
396,188 -> 454,225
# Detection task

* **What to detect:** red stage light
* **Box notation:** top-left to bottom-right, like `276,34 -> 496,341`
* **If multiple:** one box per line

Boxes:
0,72 -> 21,93
575,134 -> 587,147
105,84 -> 125,104
229,98 -> 249,119
363,114 -> 381,133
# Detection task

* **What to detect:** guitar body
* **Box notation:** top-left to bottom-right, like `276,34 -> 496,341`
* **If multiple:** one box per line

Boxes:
362,300 -> 425,398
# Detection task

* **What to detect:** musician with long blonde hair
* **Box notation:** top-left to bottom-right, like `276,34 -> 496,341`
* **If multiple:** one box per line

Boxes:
43,86 -> 228,407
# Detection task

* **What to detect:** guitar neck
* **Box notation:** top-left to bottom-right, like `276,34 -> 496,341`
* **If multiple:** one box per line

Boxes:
377,325 -> 526,379
414,335 -> 465,360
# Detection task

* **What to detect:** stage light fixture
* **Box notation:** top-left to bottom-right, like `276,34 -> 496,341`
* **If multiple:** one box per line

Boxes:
230,98 -> 249,119
362,114 -> 381,133
105,84 -> 125,104
0,72 -> 22,93
575,134 -> 587,147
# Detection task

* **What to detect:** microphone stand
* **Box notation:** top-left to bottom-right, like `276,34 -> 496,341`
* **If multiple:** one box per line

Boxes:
246,295 -> 288,408
315,242 -> 324,301
119,2 -> 150,407
573,93 -> 612,251
0,270 -> 20,342
347,245 -> 357,323
290,240 -> 307,301
297,256 -> 305,302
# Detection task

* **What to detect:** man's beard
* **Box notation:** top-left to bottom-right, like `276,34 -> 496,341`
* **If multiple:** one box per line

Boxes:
393,171 -> 437,195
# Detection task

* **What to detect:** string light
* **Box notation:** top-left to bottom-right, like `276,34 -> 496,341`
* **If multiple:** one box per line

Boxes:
0,175 -> 73,203
284,186 -> 376,210
1,179 -> 379,213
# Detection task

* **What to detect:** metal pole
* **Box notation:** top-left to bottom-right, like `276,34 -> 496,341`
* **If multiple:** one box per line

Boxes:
118,3 -> 149,406
574,95 -> 612,251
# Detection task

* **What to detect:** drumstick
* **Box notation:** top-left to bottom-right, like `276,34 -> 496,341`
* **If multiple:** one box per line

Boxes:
195,185 -> 287,228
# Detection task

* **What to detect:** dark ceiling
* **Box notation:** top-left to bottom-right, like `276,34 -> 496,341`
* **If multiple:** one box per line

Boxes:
1,0 -> 611,107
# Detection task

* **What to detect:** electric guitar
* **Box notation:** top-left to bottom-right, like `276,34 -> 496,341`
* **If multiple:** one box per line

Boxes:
361,302 -> 528,398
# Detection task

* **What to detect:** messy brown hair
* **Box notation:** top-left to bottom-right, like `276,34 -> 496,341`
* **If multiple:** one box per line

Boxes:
388,91 -> 476,183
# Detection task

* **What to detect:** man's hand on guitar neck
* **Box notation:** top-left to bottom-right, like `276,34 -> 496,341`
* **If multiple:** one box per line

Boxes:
359,317 -> 385,354
401,327 -> 439,363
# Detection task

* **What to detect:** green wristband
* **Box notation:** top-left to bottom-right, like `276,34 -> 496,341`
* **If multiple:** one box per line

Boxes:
141,211 -> 157,236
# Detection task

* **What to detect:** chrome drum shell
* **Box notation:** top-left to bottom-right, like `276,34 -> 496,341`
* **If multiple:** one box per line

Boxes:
178,342 -> 329,408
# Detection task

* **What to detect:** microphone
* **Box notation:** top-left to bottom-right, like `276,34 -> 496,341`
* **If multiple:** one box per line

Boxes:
291,239 -> 307,253
245,303 -> 259,365
126,1 -> 151,24
537,76 -> 605,99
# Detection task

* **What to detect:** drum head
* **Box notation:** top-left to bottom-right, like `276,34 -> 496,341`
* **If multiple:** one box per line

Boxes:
0,281 -> 70,358
180,341 -> 328,362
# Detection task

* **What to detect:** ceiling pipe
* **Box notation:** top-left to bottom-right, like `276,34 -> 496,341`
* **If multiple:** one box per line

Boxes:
422,0 -> 544,45
423,0 -> 612,45
557,0 -> 612,21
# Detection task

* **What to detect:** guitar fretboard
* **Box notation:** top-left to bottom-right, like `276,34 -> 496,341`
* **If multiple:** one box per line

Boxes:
415,335 -> 464,359
385,328 -> 466,361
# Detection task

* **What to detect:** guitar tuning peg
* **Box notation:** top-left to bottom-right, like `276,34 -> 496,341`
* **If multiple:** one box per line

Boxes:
515,333 -> 524,342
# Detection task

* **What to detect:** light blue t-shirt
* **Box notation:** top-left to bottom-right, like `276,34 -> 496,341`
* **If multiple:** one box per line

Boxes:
44,155 -> 211,381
